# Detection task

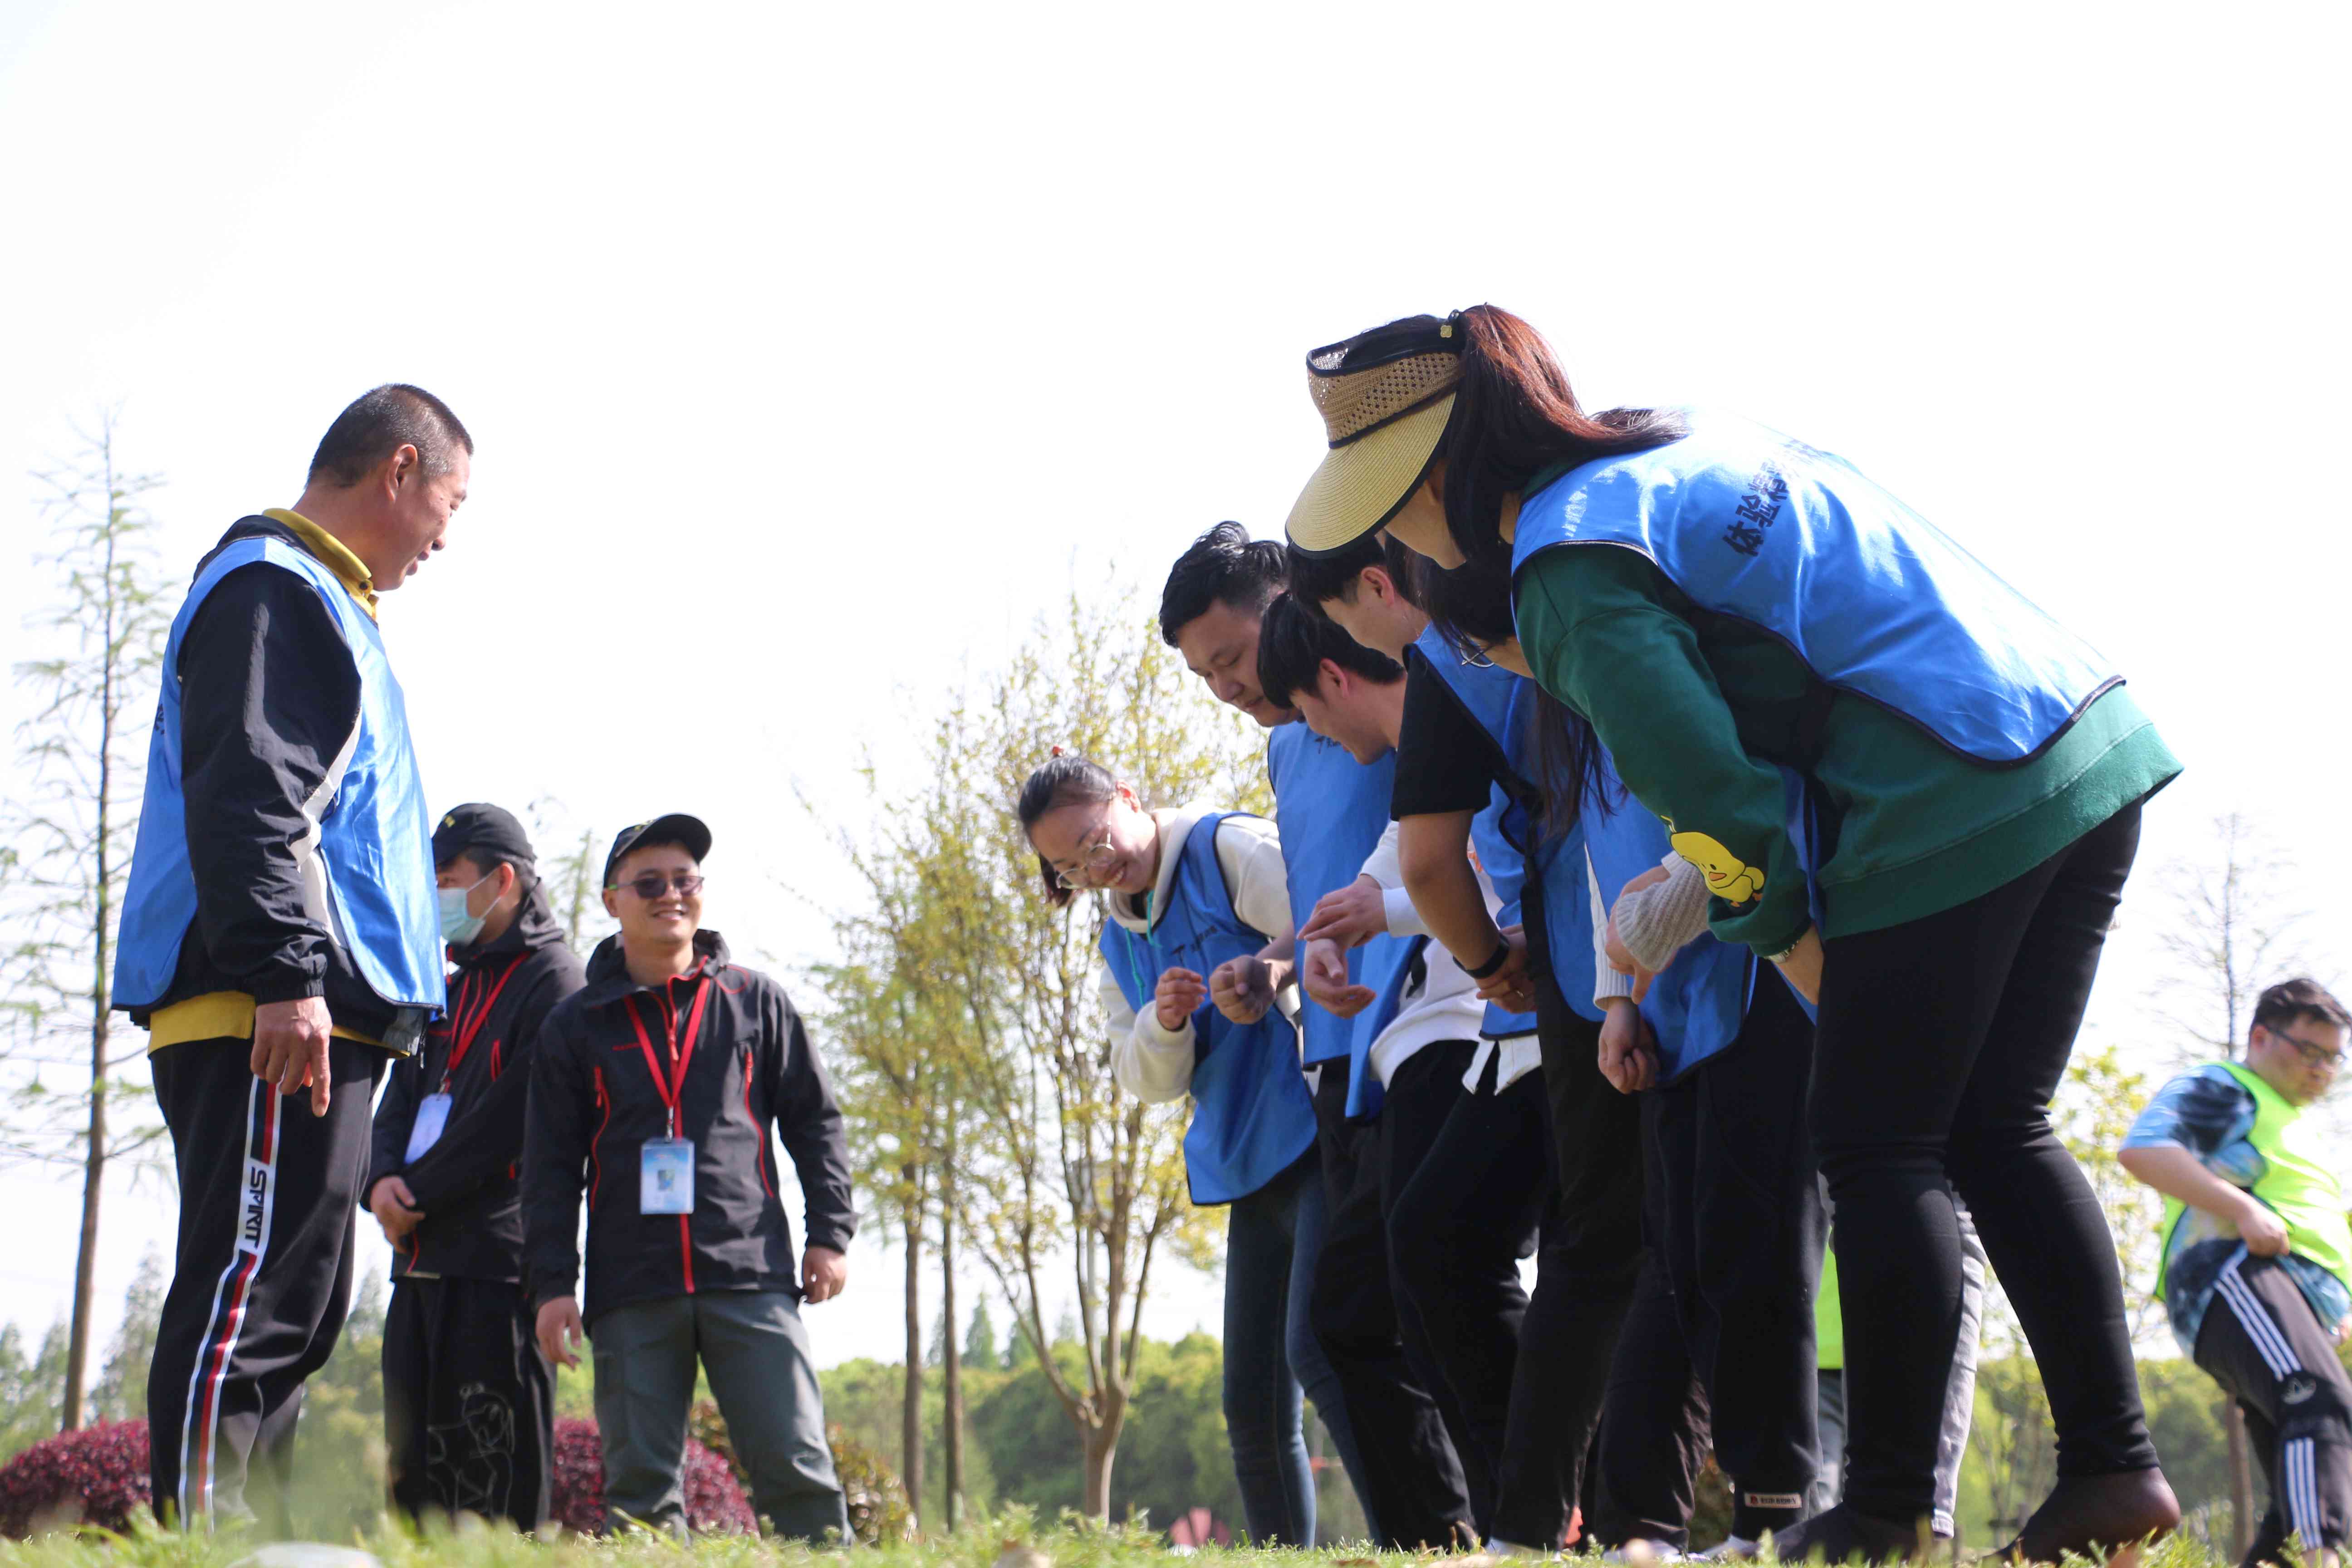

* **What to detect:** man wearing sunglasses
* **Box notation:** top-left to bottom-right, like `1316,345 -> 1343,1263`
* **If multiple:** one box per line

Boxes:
2122,978 -> 2352,1568
366,803 -> 585,1528
520,814 -> 855,1541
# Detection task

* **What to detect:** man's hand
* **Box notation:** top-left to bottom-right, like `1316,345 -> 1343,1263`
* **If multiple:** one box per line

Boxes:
2237,1195 -> 2292,1257
252,995 -> 334,1117
1153,967 -> 1205,1032
368,1175 -> 424,1243
1301,877 -> 1389,951
1210,955 -> 1276,1025
802,1245 -> 849,1303
1772,927 -> 1824,1007
1474,928 -> 1537,1014
1301,938 -> 1375,1018
536,1297 -> 586,1368
1597,998 -> 1658,1095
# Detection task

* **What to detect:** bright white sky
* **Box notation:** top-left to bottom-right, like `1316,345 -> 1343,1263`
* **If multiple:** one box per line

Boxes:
1,1 -> 2347,1376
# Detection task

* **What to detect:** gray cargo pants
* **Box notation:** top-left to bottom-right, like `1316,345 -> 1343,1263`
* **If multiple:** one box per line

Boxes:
592,1289 -> 849,1542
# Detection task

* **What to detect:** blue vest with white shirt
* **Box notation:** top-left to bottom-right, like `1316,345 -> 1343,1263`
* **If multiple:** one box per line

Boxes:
116,536 -> 445,1021
1098,812 -> 1317,1205
1507,410 -> 2120,766
1267,721 -> 1418,1067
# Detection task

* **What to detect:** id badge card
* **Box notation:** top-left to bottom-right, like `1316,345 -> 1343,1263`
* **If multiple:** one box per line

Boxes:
640,1137 -> 695,1215
403,1093 -> 453,1162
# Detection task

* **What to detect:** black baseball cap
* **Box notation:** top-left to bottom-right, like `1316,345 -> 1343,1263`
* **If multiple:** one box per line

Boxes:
603,813 -> 713,888
432,803 -> 537,871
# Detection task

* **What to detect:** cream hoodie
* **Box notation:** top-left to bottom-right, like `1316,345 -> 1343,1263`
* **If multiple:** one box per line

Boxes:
1098,803 -> 1296,1106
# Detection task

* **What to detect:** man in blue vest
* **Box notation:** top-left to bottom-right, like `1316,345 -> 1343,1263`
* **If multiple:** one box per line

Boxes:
116,385 -> 467,1528
2123,980 -> 2352,1568
1160,523 -> 1411,1542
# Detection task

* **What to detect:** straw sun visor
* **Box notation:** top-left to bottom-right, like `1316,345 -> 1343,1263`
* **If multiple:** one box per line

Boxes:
1285,324 -> 1464,555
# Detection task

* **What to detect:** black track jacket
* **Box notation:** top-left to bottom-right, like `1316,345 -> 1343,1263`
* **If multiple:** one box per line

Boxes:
368,883 -> 586,1281
520,930 -> 855,1324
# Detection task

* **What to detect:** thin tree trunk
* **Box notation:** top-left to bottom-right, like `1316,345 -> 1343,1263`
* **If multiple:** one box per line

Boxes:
901,1169 -> 925,1533
1079,1407 -> 1125,1521
941,1184 -> 964,1530
64,507 -> 119,1435
2227,1399 -> 2254,1557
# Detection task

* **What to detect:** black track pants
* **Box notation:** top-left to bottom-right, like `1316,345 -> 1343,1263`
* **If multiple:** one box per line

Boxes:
1388,1058 -> 1550,1539
1649,972 -> 1824,1532
1311,1045 -> 1475,1549
1812,800 -> 2159,1525
383,1275 -> 554,1529
2195,1252 -> 2352,1561
147,1037 -> 386,1528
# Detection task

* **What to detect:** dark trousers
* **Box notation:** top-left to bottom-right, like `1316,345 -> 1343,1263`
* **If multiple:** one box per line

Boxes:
1653,973 -> 1823,1527
1224,1145 -> 1361,1546
147,1037 -> 385,1529
384,1275 -> 554,1529
1812,800 -> 2159,1524
1598,1245 -> 1714,1550
1312,1045 -> 1475,1549
2194,1252 -> 2352,1561
593,1289 -> 848,1541
1599,976 -> 1824,1542
1525,941 -> 1648,1531
1388,1056 -> 1551,1540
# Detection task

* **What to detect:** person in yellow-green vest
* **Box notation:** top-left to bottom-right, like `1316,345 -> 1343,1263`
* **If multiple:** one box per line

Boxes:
2122,979 -> 2352,1568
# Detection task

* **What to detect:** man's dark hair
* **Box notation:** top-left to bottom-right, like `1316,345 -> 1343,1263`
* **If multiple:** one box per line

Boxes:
1287,532 -> 1426,619
1256,591 -> 1403,710
2253,978 -> 2352,1041
1158,522 -> 1287,647
308,383 -> 474,489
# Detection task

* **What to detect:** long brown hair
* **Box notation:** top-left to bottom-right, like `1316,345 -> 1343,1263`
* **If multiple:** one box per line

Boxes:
1438,304 -> 1685,567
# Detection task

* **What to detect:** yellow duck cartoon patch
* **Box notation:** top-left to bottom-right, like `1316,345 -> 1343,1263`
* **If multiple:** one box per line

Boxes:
1667,828 -> 1765,906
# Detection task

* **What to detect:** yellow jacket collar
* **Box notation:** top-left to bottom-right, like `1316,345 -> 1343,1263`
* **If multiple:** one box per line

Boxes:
262,509 -> 378,617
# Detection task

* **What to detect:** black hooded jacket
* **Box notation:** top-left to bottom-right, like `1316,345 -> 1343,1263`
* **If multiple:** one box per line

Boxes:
368,882 -> 586,1281
520,930 -> 855,1324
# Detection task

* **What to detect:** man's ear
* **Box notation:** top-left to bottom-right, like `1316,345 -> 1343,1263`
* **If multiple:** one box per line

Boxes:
1318,658 -> 1350,702
1360,566 -> 1393,607
498,862 -> 520,904
384,443 -> 420,497
602,887 -> 620,920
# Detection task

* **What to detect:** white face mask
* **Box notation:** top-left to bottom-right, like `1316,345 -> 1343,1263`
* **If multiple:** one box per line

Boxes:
437,869 -> 496,944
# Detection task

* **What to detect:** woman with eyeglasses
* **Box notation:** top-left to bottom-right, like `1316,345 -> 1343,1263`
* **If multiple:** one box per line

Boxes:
1284,308 -> 2184,1563
1017,752 -> 1329,1546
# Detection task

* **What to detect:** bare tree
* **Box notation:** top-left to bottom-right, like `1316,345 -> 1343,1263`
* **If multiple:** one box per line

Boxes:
0,411 -> 173,1431
2155,813 -> 2305,1063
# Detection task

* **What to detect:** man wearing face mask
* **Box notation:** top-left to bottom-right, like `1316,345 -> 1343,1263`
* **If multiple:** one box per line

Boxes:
366,803 -> 585,1528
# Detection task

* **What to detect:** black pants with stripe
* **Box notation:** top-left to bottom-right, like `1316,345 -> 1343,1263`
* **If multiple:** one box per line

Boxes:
383,1276 -> 554,1529
2195,1252 -> 2352,1561
147,1036 -> 386,1528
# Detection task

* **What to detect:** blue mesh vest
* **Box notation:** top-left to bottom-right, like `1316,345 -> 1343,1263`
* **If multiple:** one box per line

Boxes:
1098,813 -> 1317,1205
1267,722 -> 1418,1067
1509,410 -> 2119,766
1410,630 -> 1598,1027
116,537 -> 446,1024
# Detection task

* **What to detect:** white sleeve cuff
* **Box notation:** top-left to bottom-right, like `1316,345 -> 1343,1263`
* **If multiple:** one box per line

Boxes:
1593,965 -> 1637,1007
1383,887 -> 1429,938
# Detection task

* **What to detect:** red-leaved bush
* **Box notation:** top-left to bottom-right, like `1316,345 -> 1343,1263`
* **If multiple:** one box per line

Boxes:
549,1416 -> 754,1536
0,1420 -> 151,1538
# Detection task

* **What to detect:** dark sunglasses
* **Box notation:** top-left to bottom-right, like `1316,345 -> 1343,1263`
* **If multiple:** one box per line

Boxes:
609,873 -> 705,900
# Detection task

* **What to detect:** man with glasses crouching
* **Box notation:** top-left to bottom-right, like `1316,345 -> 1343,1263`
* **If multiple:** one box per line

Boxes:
2122,979 -> 2352,1568
520,814 -> 856,1540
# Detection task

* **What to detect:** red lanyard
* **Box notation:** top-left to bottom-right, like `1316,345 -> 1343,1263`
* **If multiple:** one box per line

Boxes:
627,972 -> 713,1137
440,956 -> 525,1092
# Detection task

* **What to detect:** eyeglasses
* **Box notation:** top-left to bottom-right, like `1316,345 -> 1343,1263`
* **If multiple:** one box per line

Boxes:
2270,1029 -> 2345,1072
609,873 -> 706,900
1051,822 -> 1122,892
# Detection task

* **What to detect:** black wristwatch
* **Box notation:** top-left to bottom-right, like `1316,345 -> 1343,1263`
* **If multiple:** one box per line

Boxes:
1457,939 -> 1512,981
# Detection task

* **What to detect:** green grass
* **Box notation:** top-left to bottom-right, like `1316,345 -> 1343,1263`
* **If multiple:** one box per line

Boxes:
0,1514 -> 2274,1568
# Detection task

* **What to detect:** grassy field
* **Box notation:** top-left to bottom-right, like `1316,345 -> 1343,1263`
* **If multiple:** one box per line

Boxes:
0,1515 -> 2265,1568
